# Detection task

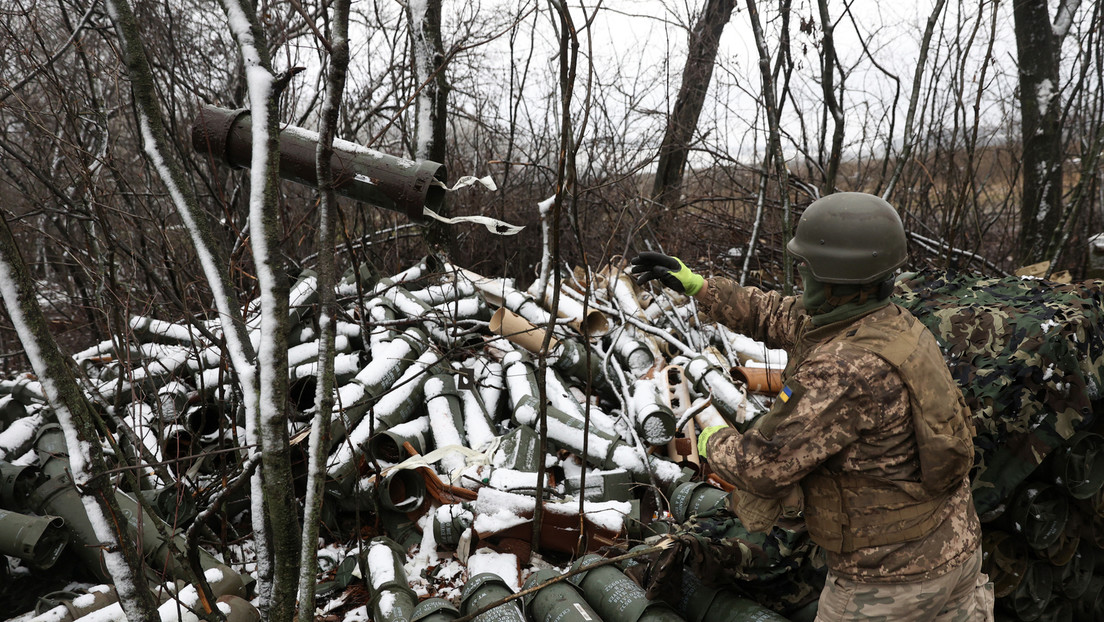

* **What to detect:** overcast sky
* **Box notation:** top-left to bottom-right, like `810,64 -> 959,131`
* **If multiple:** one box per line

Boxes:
436,0 -> 1029,165
279,0 -> 1078,172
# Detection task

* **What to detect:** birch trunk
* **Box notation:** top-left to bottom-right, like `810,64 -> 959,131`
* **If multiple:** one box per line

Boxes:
1013,0 -> 1065,265
0,213 -> 161,622
298,0 -> 350,618
407,0 -> 452,253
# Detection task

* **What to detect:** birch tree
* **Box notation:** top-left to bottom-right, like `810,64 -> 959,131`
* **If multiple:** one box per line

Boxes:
407,0 -> 452,253
297,0 -> 351,617
407,0 -> 449,164
0,212 -> 161,622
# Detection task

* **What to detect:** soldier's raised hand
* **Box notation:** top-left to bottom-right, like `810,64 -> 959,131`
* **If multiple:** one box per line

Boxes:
629,252 -> 704,295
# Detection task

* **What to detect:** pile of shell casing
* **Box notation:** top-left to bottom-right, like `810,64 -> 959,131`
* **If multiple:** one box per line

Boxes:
0,258 -> 784,619
7,261 -> 1097,620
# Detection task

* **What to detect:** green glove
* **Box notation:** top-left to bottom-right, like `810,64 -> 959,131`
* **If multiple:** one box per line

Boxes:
698,425 -> 728,460
629,252 -> 704,295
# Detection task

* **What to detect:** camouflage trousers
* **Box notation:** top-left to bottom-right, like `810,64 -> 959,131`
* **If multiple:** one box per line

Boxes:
815,547 -> 994,622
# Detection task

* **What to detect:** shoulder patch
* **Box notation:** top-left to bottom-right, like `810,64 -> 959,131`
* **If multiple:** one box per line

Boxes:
755,380 -> 806,439
778,385 -> 794,403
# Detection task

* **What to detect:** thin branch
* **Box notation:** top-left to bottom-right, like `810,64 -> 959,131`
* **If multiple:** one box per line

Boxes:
0,0 -> 101,103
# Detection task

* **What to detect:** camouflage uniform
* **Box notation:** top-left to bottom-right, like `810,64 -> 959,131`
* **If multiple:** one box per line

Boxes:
698,277 -> 990,620
816,547 -> 993,621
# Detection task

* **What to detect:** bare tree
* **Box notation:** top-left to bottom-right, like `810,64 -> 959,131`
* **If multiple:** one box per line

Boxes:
1013,0 -> 1080,265
816,0 -> 844,192
650,0 -> 737,210
0,212 -> 161,622
216,0 -> 302,618
297,0 -> 350,617
745,0 -> 794,293
3,0 -> 1104,616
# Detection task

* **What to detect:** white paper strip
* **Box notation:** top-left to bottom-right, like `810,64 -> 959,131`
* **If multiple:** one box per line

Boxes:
422,207 -> 524,235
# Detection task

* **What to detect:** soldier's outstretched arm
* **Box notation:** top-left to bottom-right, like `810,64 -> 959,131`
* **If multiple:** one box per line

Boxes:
696,277 -> 804,350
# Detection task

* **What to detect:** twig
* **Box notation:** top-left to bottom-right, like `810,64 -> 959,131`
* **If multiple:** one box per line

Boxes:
286,0 -> 331,52
585,298 -> 693,355
1,0 -> 100,103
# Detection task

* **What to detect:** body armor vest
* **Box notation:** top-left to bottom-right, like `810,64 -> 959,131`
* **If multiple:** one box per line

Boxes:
801,305 -> 975,553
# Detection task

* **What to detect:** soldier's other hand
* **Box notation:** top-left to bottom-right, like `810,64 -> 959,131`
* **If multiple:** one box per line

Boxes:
629,531 -> 745,604
697,424 -> 729,460
625,537 -> 685,604
629,252 -> 704,295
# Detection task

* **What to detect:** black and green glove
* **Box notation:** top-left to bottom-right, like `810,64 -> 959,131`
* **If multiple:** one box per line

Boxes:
629,252 -> 704,295
626,511 -> 756,604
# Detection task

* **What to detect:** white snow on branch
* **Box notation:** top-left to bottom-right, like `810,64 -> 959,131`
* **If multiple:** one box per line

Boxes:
0,249 -> 138,609
1052,0 -> 1081,38
1036,79 -> 1054,119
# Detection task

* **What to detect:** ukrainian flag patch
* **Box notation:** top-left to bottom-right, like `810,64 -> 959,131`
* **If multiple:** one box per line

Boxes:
778,385 -> 793,403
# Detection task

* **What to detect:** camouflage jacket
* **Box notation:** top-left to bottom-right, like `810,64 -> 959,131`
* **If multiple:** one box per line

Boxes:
698,277 -> 981,583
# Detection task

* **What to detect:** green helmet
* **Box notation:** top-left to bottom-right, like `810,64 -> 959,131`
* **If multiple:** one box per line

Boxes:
786,192 -> 907,284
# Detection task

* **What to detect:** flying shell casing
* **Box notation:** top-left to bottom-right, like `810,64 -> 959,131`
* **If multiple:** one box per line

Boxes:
192,105 -> 445,221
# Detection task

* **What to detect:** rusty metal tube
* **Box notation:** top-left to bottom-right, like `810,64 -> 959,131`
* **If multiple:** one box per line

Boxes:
730,366 -> 784,395
192,105 -> 445,221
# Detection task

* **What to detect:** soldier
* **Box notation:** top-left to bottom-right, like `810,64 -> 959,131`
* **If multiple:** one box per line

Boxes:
631,192 -> 995,621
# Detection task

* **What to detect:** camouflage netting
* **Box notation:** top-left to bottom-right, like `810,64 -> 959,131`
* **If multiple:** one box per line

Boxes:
893,270 -> 1104,517
890,271 -> 1104,620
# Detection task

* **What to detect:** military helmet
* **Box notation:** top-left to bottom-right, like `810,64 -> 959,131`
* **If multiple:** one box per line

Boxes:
787,192 -> 907,284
